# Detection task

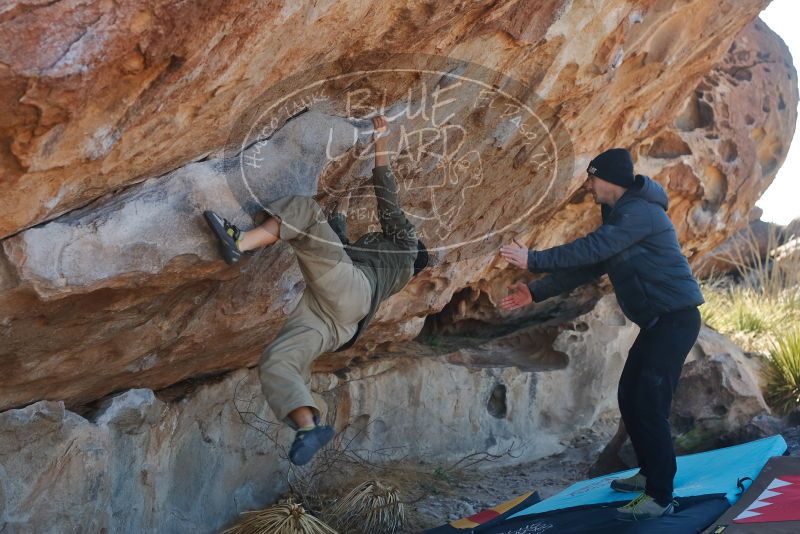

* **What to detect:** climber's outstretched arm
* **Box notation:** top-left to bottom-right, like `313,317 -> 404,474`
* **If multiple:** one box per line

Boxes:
238,216 -> 281,251
370,116 -> 417,250
373,115 -> 390,167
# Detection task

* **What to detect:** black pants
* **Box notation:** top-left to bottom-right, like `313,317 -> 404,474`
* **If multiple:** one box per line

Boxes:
618,306 -> 701,505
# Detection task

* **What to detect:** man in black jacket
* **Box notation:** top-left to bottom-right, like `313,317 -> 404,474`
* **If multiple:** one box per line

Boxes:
499,148 -> 704,520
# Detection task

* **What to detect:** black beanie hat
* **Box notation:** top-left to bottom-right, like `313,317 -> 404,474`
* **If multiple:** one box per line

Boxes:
587,148 -> 635,188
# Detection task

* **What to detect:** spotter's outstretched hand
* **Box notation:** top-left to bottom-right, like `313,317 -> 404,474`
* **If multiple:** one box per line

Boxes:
499,282 -> 533,311
500,238 -> 529,270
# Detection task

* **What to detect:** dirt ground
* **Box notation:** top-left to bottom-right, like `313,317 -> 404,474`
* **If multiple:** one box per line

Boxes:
396,434 -> 601,533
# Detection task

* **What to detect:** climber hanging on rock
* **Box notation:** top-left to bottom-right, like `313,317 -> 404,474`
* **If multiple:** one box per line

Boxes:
498,148 -> 704,520
203,116 -> 427,466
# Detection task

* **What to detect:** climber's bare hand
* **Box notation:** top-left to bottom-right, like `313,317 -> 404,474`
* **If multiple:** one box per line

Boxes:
372,116 -> 389,140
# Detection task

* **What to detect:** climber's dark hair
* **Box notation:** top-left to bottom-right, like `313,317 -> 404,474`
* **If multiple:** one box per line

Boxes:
413,240 -> 428,276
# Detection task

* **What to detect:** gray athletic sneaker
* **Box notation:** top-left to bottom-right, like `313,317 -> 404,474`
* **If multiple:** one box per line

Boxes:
616,493 -> 674,521
611,471 -> 647,493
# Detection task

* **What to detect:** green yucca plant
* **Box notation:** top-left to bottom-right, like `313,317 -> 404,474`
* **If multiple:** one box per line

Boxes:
733,302 -> 768,334
764,330 -> 800,415
326,480 -> 405,534
700,284 -> 781,352
221,501 -> 338,534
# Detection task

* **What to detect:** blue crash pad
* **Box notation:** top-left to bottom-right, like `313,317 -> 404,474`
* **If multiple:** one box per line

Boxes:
511,435 -> 788,518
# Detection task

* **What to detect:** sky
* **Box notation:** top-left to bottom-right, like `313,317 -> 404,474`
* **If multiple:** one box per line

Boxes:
756,0 -> 799,225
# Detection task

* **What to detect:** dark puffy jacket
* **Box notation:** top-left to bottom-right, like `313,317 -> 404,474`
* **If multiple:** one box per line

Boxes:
528,175 -> 704,327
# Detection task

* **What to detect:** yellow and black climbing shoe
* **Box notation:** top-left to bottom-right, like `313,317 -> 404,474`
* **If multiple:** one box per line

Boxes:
204,210 -> 244,265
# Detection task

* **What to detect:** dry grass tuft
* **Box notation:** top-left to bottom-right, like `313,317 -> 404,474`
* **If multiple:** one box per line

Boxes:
327,480 -> 405,534
221,501 -> 338,534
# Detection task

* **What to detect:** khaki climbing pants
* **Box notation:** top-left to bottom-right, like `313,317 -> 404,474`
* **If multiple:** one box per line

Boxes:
258,196 -> 372,429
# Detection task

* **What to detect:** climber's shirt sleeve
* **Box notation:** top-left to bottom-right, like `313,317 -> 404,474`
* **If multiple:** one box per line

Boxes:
372,165 -> 418,251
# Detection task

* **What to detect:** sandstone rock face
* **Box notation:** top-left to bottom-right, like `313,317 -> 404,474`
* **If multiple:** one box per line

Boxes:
634,18 -> 797,260
0,297 -> 635,533
0,386 -> 288,534
0,295 -> 770,533
672,327 -> 770,451
0,1 -> 795,412
694,208 -> 783,278
2,3 -> 795,532
694,211 -> 799,278
0,0 -> 783,239
593,324 -> 772,472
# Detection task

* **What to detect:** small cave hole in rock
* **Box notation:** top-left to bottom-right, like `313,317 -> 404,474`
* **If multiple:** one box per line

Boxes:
731,67 -> 752,82
418,286 -> 503,341
702,165 -> 727,207
417,286 -> 583,370
720,140 -> 738,163
353,413 -> 371,433
646,132 -> 692,159
487,383 -> 508,419
674,94 -> 714,131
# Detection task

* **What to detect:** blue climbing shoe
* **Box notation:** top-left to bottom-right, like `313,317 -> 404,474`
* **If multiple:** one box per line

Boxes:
289,425 -> 335,466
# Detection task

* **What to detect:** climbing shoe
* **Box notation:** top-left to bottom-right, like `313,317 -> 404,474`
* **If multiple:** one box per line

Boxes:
288,425 -> 335,466
616,493 -> 675,521
203,210 -> 244,265
611,471 -> 647,493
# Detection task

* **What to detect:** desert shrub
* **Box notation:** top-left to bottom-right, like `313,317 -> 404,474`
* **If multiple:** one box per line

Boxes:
764,330 -> 800,415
